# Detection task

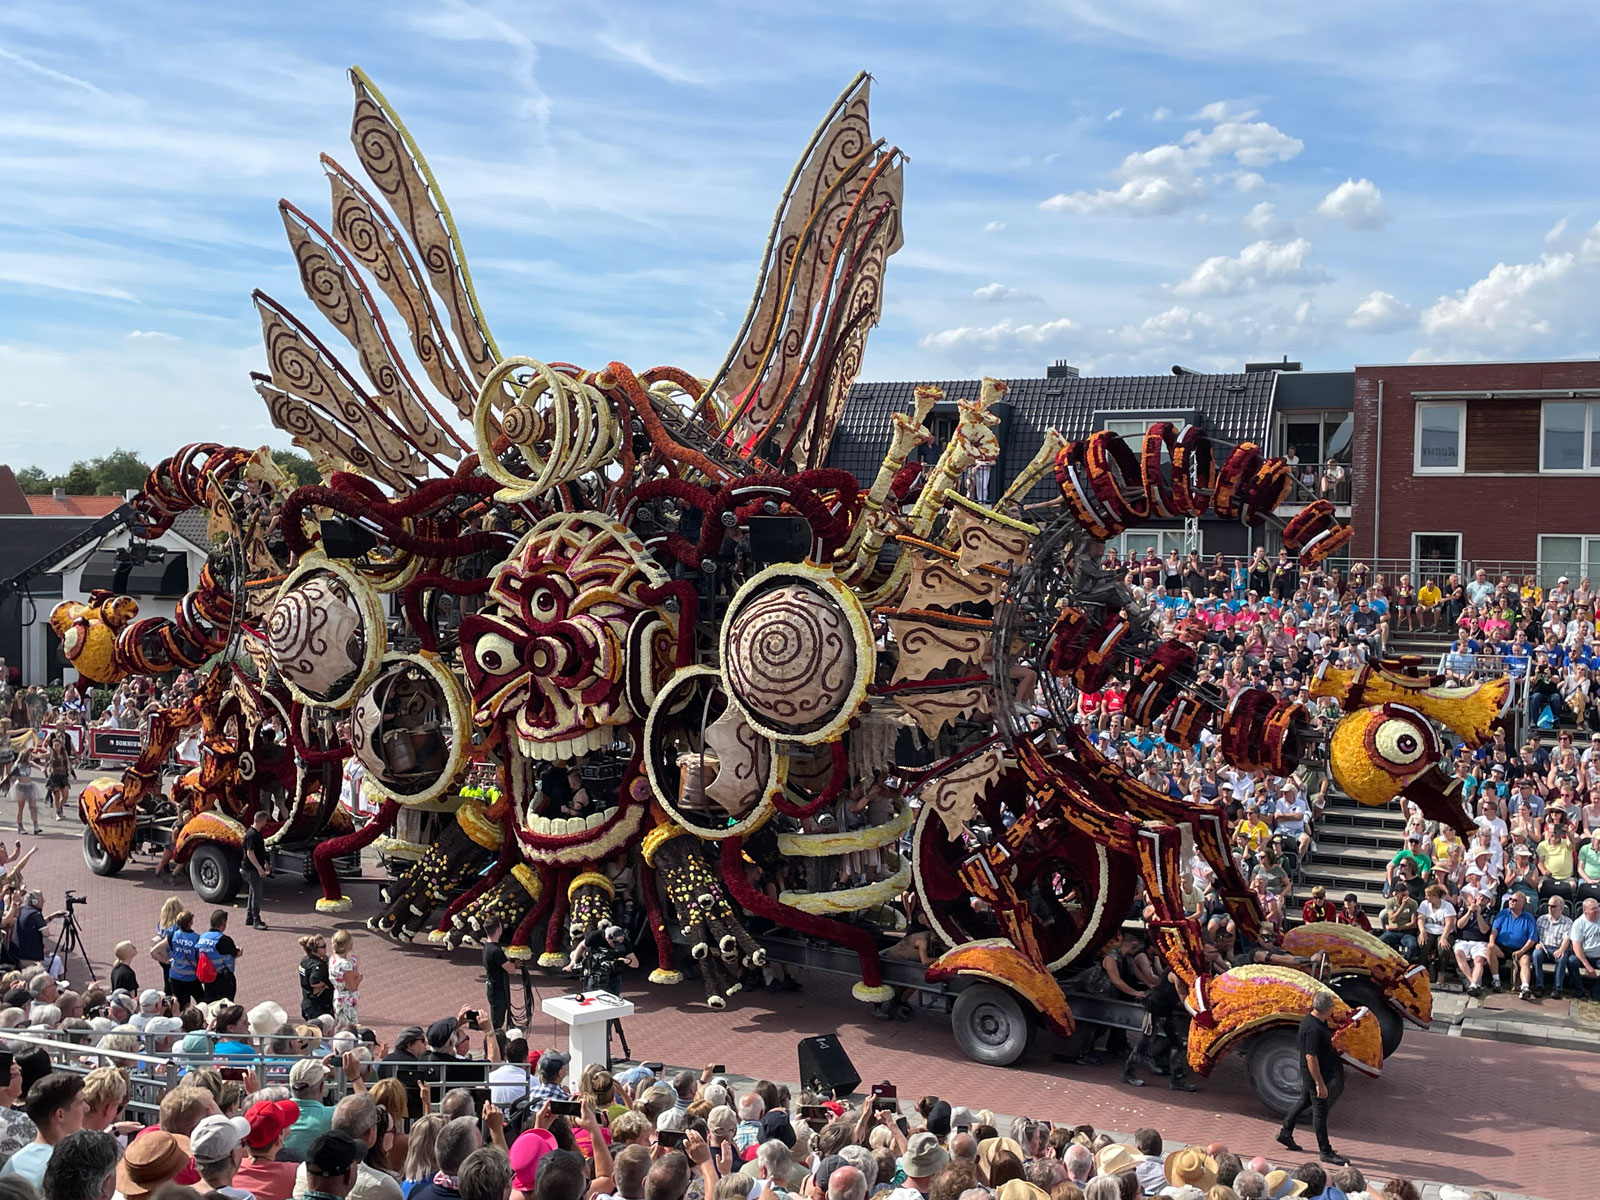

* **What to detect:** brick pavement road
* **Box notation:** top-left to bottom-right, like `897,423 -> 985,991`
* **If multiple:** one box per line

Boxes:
14,818 -> 1594,1200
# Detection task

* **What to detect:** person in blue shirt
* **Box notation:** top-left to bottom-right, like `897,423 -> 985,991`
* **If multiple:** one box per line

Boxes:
1488,890 -> 1539,1000
168,909 -> 203,1007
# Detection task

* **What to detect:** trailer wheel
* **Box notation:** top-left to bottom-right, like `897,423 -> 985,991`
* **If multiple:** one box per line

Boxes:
1246,1027 -> 1304,1117
951,984 -> 1033,1067
1332,977 -> 1404,1058
189,844 -> 241,903
82,825 -> 124,877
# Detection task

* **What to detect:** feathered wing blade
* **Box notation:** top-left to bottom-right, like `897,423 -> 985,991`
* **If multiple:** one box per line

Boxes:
254,291 -> 430,488
701,74 -> 879,451
323,156 -> 479,421
279,201 -> 465,462
256,384 -> 415,493
347,66 -> 499,384
782,157 -> 903,469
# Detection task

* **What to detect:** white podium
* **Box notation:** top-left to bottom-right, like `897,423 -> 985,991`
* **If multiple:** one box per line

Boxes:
541,990 -> 635,1078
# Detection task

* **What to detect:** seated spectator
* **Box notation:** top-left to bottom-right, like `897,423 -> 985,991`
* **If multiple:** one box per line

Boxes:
294,1093 -> 405,1200
1416,884 -> 1457,983
1531,895 -> 1578,999
1488,890 -> 1539,1000
283,1061 -> 333,1157
1378,883 -> 1420,962
1453,890 -> 1495,996
1333,894 -> 1371,932
304,1133 -> 369,1200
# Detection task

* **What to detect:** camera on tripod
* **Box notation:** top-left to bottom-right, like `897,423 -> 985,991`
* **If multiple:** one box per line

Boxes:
65,891 -> 87,908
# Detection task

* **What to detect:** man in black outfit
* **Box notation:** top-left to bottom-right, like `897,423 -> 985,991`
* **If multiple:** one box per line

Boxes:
377,1025 -> 430,1118
242,811 -> 270,930
1276,990 -> 1348,1165
480,920 -> 520,1035
568,924 -> 635,1064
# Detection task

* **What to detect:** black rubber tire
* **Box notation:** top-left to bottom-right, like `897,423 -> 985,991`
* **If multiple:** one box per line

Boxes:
1246,1027 -> 1304,1117
189,843 -> 241,903
82,824 -> 124,877
951,984 -> 1034,1067
1333,976 -> 1404,1059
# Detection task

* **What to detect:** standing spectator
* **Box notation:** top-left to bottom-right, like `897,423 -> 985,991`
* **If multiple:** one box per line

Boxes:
1487,890 -> 1539,1000
191,1112 -> 255,1199
298,936 -> 334,1022
242,812 -> 271,931
330,930 -> 362,1027
198,910 -> 242,1003
10,751 -> 40,837
168,911 -> 202,1007
153,896 -> 182,995
1531,896 -> 1577,998
8,890 -> 57,966
234,1100 -> 301,1200
41,1128 -> 120,1200
2,1073 -> 88,1185
109,942 -> 139,995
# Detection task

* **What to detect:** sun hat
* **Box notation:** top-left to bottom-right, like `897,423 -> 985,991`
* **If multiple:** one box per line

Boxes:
901,1132 -> 949,1177
995,1182 -> 1049,1200
977,1136 -> 1026,1177
1264,1169 -> 1308,1198
1093,1144 -> 1145,1175
248,1001 -> 288,1038
116,1131 -> 192,1198
510,1128 -> 558,1190
1163,1148 -> 1218,1190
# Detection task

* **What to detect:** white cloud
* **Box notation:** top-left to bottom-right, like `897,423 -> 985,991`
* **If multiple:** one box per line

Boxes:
127,330 -> 180,341
1149,106 -> 1171,121
1244,201 -> 1288,236
1316,177 -> 1390,230
919,316 -> 1078,353
1419,253 -> 1575,343
1546,217 -> 1569,244
1106,107 -> 1124,120
973,282 -> 1043,304
1192,100 -> 1258,123
1041,108 -> 1301,217
1231,171 -> 1266,193
983,220 -> 1006,233
1345,290 -> 1413,332
1171,238 -> 1326,297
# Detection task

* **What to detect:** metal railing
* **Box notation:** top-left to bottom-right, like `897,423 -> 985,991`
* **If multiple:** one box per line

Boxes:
1282,460 -> 1351,506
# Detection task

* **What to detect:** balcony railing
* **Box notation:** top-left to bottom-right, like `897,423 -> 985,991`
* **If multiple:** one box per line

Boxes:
1282,459 -> 1351,506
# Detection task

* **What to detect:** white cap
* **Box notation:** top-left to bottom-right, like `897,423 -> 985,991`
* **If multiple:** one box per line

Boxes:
190,1113 -> 251,1163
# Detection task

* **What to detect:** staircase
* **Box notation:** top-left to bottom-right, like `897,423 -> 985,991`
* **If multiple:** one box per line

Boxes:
1381,624 -> 1455,667
1304,795 -> 1405,917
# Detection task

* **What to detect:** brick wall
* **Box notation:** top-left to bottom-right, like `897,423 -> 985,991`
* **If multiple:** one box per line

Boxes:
1351,360 -> 1600,564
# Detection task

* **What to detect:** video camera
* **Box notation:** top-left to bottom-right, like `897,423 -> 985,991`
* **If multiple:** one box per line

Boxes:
64,891 -> 87,908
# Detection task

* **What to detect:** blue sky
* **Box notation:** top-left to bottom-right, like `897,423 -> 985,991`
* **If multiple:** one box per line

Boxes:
5,0 -> 1600,470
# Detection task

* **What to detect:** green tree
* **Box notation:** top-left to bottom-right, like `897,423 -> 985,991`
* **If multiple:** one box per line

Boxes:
271,449 -> 318,487
90,449 -> 152,495
61,462 -> 97,494
13,467 -> 59,494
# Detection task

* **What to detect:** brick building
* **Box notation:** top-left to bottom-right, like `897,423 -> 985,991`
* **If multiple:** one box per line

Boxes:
1350,358 -> 1600,585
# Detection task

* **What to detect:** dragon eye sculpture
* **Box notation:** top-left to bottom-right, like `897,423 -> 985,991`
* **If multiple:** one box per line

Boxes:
58,65 -> 1509,1100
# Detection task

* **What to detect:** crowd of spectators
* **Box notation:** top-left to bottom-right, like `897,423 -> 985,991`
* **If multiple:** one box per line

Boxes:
0,948 -> 1500,1200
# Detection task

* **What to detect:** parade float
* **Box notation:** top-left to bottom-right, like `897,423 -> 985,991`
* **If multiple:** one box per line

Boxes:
53,68 -> 1512,1112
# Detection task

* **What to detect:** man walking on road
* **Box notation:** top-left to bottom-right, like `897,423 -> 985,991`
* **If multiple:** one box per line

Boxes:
1275,990 -> 1348,1166
243,811 -> 271,931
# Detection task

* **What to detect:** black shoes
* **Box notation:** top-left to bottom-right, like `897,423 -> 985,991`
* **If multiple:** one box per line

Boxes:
1319,1151 -> 1349,1165
1122,1069 -> 1145,1088
1169,1075 -> 1197,1092
1276,1133 -> 1303,1153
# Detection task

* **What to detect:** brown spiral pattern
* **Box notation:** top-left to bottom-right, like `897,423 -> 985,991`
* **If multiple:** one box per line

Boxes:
267,579 -> 334,678
725,583 -> 854,732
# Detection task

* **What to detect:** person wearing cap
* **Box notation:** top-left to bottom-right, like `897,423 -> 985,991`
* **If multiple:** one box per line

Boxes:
525,1050 -> 571,1106
192,1112 -> 256,1199
377,1026 -> 430,1118
302,1131 -> 368,1200
283,1058 -> 333,1158
131,989 -> 164,1033
883,1132 -> 945,1200
144,1015 -> 185,1056
233,1100 -> 300,1200
1,1072 -> 87,1185
117,1129 -> 192,1199
1330,892 -> 1371,933
293,1094 -> 404,1200
425,1007 -> 501,1070
1270,778 -> 1314,861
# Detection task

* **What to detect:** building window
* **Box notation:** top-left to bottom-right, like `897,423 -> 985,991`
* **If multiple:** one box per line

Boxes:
1104,418 -> 1158,441
1540,400 -> 1600,472
1537,534 -> 1600,588
1116,529 -> 1202,559
1414,402 -> 1463,473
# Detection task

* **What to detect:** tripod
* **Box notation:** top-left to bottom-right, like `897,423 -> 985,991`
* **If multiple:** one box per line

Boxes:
583,963 -> 632,1066
51,901 -> 96,983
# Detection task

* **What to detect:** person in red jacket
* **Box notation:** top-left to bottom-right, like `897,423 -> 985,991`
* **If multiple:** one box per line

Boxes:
1333,893 -> 1373,932
1301,885 -> 1334,925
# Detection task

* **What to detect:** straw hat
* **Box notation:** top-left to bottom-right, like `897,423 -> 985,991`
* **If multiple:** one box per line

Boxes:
1264,1169 -> 1308,1198
1093,1143 -> 1145,1175
1163,1148 -> 1218,1190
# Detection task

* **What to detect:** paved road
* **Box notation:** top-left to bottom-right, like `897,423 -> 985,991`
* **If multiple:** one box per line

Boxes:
15,816 -> 1590,1200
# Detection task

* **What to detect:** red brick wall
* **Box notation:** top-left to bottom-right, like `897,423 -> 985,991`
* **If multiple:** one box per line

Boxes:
1351,360 -> 1600,564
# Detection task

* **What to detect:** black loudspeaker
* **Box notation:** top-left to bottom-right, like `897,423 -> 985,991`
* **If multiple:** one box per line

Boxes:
748,514 -> 814,564
797,1034 -> 860,1098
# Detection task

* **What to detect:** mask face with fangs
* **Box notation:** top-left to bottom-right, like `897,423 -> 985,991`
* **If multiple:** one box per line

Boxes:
460,513 -> 674,864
